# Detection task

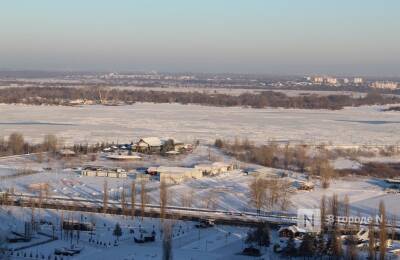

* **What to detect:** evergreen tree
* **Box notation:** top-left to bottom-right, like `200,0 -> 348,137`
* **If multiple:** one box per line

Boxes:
316,232 -> 326,256
113,223 -> 122,241
299,233 -> 316,257
283,236 -> 297,257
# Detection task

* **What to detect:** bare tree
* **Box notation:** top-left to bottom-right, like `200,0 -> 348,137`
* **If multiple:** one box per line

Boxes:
36,149 -> 44,163
320,195 -> 327,233
38,186 -> 44,219
97,87 -> 109,104
320,159 -> 334,189
131,181 -> 136,219
267,179 -> 279,209
121,187 -> 127,216
160,178 -> 168,222
283,143 -> 292,170
103,180 -> 108,214
8,132 -> 25,155
332,228 -> 343,259
379,201 -> 387,260
343,195 -> 350,230
249,177 -> 266,214
310,157 -> 323,178
330,194 -> 339,230
180,188 -> 193,208
30,198 -> 35,227
295,145 -> 308,173
369,218 -> 376,260
204,190 -> 217,210
140,180 -> 148,220
162,221 -> 173,260
390,214 -> 396,241
42,134 -> 58,153
328,193 -> 341,259
277,180 -> 292,210
346,232 -> 358,260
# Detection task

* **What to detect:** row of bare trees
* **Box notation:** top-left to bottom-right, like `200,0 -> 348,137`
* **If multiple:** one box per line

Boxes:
0,132 -> 119,158
338,162 -> 400,179
309,157 -> 335,188
217,138 -> 336,187
102,180 -> 151,220
0,133 -> 60,156
249,177 -> 292,213
216,138 -> 310,171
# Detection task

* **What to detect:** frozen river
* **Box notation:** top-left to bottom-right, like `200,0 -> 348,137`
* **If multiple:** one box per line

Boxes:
0,103 -> 399,145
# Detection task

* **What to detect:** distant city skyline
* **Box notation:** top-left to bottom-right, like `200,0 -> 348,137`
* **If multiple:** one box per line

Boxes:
0,0 -> 399,76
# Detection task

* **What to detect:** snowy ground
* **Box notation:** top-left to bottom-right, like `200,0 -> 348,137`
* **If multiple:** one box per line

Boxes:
1,150 -> 400,259
0,206 -> 281,260
0,103 -> 400,146
0,149 -> 399,220
332,158 -> 362,170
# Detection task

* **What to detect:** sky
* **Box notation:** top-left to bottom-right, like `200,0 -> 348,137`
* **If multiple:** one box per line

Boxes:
0,0 -> 399,76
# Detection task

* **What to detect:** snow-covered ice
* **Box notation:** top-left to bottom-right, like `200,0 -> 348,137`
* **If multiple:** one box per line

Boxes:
0,103 -> 399,146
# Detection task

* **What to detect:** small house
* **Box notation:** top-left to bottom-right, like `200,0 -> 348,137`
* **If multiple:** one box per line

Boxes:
57,149 -> 76,157
356,228 -> 369,242
278,225 -> 306,238
294,181 -> 315,191
136,137 -> 163,153
62,221 -> 94,231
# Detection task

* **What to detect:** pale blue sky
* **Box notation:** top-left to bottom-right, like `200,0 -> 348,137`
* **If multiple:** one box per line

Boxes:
0,0 -> 399,76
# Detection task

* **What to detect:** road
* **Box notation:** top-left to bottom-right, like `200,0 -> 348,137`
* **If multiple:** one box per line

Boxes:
2,193 -> 297,227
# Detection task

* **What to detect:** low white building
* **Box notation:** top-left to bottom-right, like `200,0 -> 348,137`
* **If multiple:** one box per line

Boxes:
81,166 -> 127,178
135,172 -> 151,181
371,81 -> 398,90
154,166 -> 203,184
250,168 -> 279,179
57,149 -> 76,157
353,77 -> 363,84
105,153 -> 142,160
195,162 -> 233,176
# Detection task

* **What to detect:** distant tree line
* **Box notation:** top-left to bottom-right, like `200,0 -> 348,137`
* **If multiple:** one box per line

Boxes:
0,132 -> 63,156
337,162 -> 400,178
0,86 -> 399,110
0,132 -> 111,157
383,106 -> 400,111
0,133 -> 43,156
216,138 -> 400,180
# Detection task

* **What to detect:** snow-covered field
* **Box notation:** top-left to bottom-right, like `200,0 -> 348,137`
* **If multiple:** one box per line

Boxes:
0,103 -> 400,146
